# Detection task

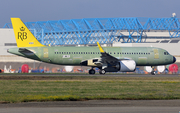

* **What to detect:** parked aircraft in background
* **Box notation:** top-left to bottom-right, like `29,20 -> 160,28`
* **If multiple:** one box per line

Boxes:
8,18 -> 176,75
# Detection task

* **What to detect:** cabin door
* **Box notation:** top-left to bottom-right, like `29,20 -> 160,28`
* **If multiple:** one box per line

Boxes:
153,49 -> 159,59
43,48 -> 49,58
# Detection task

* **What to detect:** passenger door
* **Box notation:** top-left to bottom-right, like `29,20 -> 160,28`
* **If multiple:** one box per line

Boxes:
154,49 -> 159,59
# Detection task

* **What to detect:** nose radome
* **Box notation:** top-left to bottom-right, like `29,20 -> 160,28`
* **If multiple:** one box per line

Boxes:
173,56 -> 176,63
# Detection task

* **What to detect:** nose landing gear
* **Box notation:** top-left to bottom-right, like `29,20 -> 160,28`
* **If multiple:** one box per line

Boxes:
151,66 -> 156,75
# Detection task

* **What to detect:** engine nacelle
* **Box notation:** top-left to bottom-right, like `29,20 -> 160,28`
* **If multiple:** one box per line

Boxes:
116,60 -> 136,72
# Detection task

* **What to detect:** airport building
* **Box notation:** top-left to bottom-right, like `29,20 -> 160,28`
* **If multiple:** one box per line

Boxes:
0,15 -> 180,71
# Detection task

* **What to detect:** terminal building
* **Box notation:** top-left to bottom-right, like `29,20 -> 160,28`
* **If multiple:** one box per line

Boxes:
0,15 -> 180,70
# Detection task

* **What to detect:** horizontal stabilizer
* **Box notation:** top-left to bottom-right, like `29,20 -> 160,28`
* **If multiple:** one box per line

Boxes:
18,48 -> 35,55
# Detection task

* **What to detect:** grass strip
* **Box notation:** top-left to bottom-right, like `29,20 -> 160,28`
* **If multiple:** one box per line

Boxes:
0,76 -> 180,103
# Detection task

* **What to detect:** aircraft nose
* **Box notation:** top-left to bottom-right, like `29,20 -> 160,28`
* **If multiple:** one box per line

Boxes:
173,56 -> 176,63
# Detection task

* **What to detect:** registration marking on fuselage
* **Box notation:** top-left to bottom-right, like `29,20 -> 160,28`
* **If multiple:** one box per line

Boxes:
63,55 -> 70,58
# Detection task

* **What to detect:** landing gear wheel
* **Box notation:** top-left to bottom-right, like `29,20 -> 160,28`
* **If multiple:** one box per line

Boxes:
89,69 -> 95,74
151,71 -> 156,75
99,69 -> 106,75
151,66 -> 156,75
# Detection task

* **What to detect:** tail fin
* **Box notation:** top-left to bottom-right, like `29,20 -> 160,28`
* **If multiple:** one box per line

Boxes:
11,18 -> 45,47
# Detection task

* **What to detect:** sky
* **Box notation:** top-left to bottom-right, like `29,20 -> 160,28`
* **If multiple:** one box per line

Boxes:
0,0 -> 180,27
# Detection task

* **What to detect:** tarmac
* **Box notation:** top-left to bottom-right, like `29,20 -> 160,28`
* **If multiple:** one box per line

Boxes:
0,100 -> 180,113
0,74 -> 180,77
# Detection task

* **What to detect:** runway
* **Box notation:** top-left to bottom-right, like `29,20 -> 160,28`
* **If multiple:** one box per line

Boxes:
0,100 -> 180,113
0,73 -> 180,77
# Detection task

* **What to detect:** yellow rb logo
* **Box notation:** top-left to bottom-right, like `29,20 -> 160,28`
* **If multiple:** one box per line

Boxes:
18,27 -> 27,41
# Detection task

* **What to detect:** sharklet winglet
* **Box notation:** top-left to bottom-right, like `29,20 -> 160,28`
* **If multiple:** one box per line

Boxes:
97,42 -> 105,53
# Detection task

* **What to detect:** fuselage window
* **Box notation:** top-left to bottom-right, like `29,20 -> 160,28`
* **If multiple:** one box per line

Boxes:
117,52 -> 119,54
110,52 -> 112,54
125,53 -> 126,54
132,53 -> 133,54
122,52 -> 124,54
91,52 -> 92,54
129,53 -> 131,54
134,53 -> 136,54
62,52 -> 64,54
93,52 -> 95,54
76,52 -> 78,54
114,52 -> 116,54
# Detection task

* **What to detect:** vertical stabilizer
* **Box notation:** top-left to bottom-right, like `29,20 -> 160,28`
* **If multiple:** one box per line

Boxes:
11,18 -> 45,47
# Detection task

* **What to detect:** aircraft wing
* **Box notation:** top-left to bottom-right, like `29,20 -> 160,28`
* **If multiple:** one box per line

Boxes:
80,42 -> 131,67
100,52 -> 119,62
97,42 -> 129,64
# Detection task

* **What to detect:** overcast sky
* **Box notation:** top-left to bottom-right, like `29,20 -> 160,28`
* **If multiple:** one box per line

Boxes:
0,0 -> 180,27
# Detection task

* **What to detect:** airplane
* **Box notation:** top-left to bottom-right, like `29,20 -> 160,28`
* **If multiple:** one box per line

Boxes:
7,18 -> 176,75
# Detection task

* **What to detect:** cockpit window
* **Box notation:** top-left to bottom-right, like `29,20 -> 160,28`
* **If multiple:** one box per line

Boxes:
164,52 -> 169,55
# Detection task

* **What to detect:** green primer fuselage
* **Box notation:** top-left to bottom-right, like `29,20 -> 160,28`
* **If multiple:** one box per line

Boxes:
8,46 -> 174,66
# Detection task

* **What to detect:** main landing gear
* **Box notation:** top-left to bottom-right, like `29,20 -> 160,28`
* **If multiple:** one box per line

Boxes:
99,69 -> 106,75
89,68 -> 95,74
88,68 -> 106,75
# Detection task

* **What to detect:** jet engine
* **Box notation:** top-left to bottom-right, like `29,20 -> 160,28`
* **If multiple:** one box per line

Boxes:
115,60 -> 136,72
